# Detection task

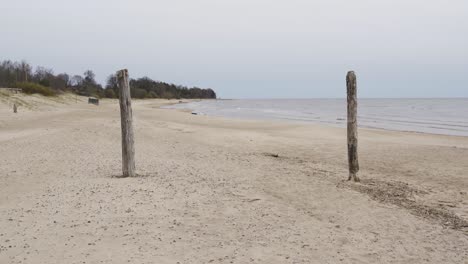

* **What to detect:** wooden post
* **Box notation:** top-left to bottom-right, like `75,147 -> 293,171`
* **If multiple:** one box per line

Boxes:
116,69 -> 136,177
346,71 -> 360,182
13,103 -> 17,113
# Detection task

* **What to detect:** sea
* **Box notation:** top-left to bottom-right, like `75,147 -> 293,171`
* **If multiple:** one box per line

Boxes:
164,99 -> 468,137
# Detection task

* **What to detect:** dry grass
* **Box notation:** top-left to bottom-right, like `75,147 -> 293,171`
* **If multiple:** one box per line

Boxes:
0,90 -> 34,109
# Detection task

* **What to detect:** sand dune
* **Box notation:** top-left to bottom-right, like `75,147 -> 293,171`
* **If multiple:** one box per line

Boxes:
0,94 -> 467,263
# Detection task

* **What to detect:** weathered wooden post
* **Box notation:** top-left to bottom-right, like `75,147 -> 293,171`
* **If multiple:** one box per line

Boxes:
13,103 -> 17,113
116,69 -> 136,177
346,71 -> 360,182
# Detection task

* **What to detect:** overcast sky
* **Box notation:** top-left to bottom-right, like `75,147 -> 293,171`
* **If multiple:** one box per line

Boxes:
1,0 -> 467,98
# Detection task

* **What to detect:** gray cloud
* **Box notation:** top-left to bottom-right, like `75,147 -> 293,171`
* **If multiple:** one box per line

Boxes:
1,0 -> 467,98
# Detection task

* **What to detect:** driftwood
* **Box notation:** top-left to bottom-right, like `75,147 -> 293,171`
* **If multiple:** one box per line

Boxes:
346,71 -> 360,182
116,69 -> 136,177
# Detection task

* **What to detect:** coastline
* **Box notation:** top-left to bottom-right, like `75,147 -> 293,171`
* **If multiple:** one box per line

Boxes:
0,96 -> 467,263
165,99 -> 468,140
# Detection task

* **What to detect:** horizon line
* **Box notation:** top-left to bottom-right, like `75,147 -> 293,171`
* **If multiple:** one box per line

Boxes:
217,97 -> 468,100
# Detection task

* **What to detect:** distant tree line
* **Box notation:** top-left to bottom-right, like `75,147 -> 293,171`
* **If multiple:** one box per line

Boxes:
0,59 -> 216,99
105,76 -> 216,99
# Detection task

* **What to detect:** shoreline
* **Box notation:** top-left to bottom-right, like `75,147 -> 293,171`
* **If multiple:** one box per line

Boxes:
164,100 -> 468,140
1,96 -> 467,263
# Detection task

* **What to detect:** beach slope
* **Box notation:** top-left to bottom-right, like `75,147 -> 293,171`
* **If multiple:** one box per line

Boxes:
0,96 -> 467,263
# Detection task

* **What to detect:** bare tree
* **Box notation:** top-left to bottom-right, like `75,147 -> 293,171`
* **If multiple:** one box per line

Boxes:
83,70 -> 96,85
71,75 -> 84,86
19,60 -> 32,82
57,73 -> 70,88
34,66 -> 54,86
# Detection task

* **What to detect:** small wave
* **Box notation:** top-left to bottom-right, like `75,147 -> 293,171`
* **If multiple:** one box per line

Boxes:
164,99 -> 468,136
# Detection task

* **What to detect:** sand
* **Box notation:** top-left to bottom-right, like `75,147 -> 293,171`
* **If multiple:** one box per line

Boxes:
0,93 -> 467,263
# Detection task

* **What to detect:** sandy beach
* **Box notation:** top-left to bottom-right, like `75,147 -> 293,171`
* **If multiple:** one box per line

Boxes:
0,94 -> 467,263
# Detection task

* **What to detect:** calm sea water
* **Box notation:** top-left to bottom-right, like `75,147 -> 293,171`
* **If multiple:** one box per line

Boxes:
165,99 -> 468,136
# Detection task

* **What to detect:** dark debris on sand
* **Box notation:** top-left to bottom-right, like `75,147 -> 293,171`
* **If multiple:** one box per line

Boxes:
339,179 -> 468,232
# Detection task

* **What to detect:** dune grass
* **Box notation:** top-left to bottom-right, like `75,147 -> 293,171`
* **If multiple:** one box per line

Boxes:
13,82 -> 56,96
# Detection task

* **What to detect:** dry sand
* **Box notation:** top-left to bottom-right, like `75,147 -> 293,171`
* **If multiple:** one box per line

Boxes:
0,93 -> 467,263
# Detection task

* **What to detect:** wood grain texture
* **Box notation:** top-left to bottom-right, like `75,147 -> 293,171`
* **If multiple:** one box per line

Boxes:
117,69 -> 136,177
347,71 -> 360,182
